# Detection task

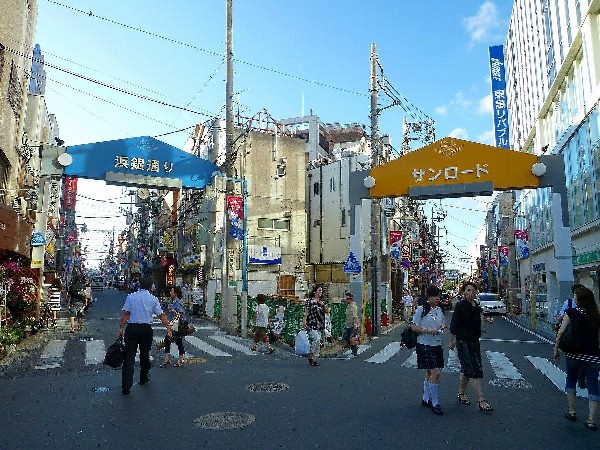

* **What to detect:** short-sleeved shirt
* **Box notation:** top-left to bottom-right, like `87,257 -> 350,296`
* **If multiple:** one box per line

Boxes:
168,298 -> 185,321
412,305 -> 445,346
255,304 -> 270,328
122,289 -> 163,324
402,295 -> 414,307
345,302 -> 358,327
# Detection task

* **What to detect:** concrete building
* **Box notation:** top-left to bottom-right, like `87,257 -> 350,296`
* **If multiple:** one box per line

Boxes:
505,0 -> 600,321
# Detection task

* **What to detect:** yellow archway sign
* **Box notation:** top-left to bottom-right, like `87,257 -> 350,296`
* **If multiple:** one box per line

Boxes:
369,137 -> 539,198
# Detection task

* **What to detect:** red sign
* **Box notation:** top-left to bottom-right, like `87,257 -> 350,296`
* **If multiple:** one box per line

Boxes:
389,230 -> 403,246
63,176 -> 78,211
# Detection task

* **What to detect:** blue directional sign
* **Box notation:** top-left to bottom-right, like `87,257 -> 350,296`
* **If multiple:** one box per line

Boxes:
343,251 -> 362,274
31,230 -> 46,247
64,136 -> 218,189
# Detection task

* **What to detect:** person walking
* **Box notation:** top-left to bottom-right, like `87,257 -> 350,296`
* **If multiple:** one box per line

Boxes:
411,284 -> 446,415
402,288 -> 415,322
118,275 -> 172,395
47,277 -> 62,327
67,275 -> 86,333
554,285 -> 600,430
449,281 -> 494,413
342,292 -> 359,356
160,286 -> 187,368
302,285 -> 328,367
251,293 -> 274,353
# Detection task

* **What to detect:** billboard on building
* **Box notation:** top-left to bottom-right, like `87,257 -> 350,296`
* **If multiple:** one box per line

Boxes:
489,45 -> 510,149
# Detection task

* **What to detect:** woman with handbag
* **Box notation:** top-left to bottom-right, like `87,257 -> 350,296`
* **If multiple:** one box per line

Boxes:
160,286 -> 187,368
411,285 -> 446,415
449,281 -> 494,413
554,285 -> 600,430
342,292 -> 359,356
302,285 -> 328,367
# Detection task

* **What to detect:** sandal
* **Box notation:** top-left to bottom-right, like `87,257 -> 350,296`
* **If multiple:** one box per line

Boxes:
478,400 -> 493,412
584,420 -> 597,431
174,361 -> 185,367
564,411 -> 577,421
457,394 -> 471,405
159,361 -> 171,368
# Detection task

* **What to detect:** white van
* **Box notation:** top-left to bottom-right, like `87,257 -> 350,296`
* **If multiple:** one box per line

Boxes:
91,275 -> 105,291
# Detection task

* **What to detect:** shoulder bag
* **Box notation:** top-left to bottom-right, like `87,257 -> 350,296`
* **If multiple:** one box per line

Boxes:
557,315 -> 584,353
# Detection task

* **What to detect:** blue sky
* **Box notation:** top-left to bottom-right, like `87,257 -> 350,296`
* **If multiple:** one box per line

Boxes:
33,0 -> 515,271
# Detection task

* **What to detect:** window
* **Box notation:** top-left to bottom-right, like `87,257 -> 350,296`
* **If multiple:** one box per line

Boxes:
341,208 -> 347,227
257,218 -> 290,231
313,182 -> 320,196
329,177 -> 335,192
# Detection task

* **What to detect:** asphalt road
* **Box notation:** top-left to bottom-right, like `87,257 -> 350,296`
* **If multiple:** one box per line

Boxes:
0,291 -> 597,449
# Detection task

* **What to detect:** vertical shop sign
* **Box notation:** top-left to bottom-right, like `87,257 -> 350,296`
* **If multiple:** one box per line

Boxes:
489,45 -> 510,149
226,195 -> 244,240
63,176 -> 78,211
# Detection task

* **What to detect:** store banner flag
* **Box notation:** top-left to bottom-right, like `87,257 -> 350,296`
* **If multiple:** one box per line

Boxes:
514,229 -> 529,241
389,230 -> 403,246
489,45 -> 510,149
226,195 -> 244,240
498,245 -> 509,267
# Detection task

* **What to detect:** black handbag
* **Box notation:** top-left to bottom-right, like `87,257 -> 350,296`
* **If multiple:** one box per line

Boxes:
104,337 -> 125,368
401,325 -> 418,349
558,317 -> 583,353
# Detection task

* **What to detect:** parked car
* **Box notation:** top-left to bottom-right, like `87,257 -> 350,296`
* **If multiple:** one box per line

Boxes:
478,293 -> 507,315
440,293 -> 453,311
91,275 -> 105,291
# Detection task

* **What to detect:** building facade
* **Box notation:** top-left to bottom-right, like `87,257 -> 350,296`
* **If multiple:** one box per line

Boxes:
505,0 -> 600,320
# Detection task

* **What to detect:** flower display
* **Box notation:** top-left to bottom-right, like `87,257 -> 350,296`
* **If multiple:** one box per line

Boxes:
0,261 -> 37,317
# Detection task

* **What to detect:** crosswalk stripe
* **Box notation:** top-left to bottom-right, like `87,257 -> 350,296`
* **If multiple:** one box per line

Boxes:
85,340 -> 106,366
208,336 -> 256,355
152,337 -> 195,358
341,344 -> 370,357
525,356 -> 588,398
185,336 -> 232,356
401,351 -> 417,368
443,349 -> 461,372
35,339 -> 67,370
365,342 -> 402,363
486,351 -> 524,380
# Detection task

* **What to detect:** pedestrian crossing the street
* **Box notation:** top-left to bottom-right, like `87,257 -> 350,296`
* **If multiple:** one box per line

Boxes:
30,335 -> 598,398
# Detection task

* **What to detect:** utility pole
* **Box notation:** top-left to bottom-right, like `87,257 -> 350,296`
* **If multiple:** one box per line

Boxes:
370,43 -> 381,336
220,0 -> 237,333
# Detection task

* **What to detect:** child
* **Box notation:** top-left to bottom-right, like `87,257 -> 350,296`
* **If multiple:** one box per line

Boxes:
251,294 -> 274,353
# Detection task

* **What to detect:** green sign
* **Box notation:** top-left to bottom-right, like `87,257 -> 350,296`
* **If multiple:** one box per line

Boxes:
573,250 -> 599,266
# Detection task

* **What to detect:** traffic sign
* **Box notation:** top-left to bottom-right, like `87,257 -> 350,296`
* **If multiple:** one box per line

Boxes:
343,252 -> 361,274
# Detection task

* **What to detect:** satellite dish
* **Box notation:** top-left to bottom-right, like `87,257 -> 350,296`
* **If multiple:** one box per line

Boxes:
137,188 -> 150,200
57,152 -> 73,167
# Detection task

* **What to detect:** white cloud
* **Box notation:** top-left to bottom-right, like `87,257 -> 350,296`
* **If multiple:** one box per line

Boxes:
477,129 -> 496,145
449,128 -> 469,140
464,1 -> 502,44
478,94 -> 493,115
436,91 -> 472,116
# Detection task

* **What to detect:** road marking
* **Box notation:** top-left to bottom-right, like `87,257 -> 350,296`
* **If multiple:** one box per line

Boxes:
443,349 -> 461,372
525,356 -> 588,398
153,337 -> 195,358
35,339 -> 67,370
341,344 -> 370,358
366,342 -> 402,364
401,350 -> 417,368
486,351 -> 524,379
85,339 -> 106,365
480,338 -> 546,344
209,335 -> 256,355
185,336 -> 231,356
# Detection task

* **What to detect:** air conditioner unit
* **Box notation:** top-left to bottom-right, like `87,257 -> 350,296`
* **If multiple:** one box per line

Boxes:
283,210 -> 292,218
276,166 -> 286,177
278,156 -> 287,165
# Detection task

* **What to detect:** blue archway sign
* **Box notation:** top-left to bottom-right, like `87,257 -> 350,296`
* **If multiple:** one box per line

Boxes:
64,136 -> 218,189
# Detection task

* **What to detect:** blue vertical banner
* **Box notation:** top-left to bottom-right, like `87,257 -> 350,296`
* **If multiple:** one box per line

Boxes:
489,45 -> 510,149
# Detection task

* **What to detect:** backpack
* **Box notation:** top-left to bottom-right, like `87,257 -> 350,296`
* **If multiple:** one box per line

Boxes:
557,313 -> 584,354
401,325 -> 418,349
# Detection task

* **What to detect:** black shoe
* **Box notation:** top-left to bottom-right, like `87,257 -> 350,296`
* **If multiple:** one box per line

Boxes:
422,399 -> 432,408
140,375 -> 151,385
431,404 -> 444,415
122,388 -> 130,395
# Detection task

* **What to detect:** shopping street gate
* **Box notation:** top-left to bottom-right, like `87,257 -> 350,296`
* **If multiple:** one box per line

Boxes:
364,136 -> 573,315
368,137 -> 541,199
63,135 -> 217,189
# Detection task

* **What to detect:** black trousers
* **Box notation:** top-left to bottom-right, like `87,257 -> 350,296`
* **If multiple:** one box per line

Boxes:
164,330 -> 185,356
122,323 -> 153,390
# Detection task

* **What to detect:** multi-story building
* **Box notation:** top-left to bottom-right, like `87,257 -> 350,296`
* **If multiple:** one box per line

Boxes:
0,0 -> 38,264
505,0 -> 600,320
